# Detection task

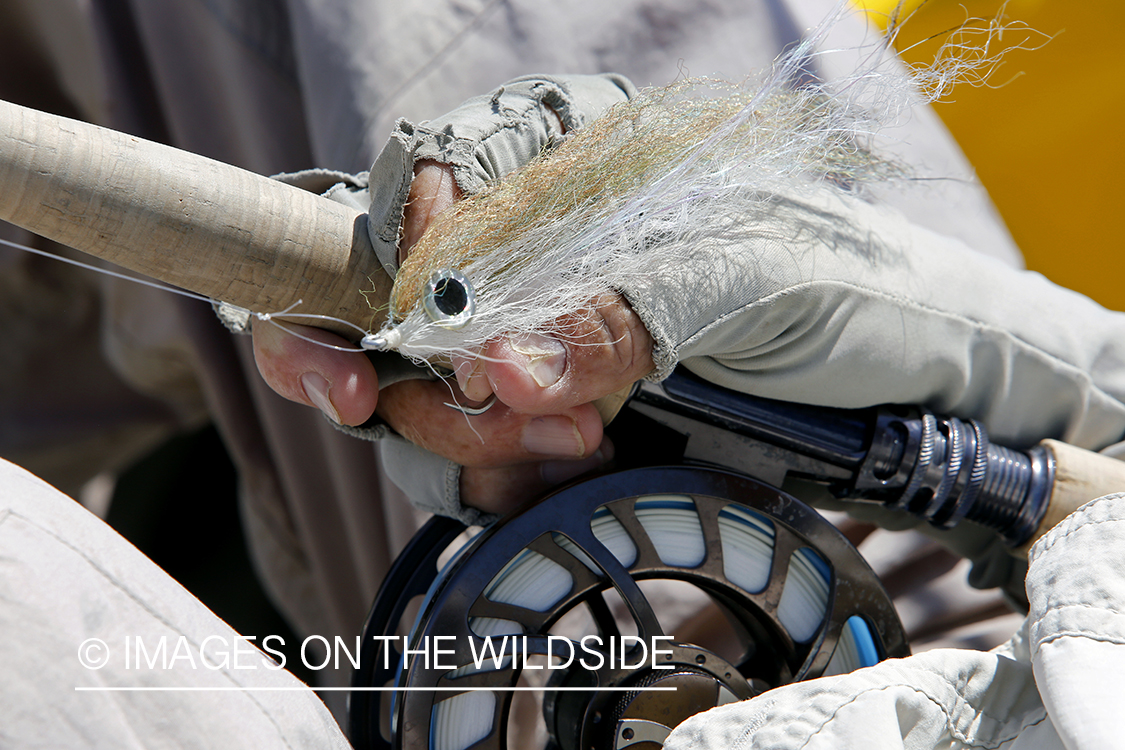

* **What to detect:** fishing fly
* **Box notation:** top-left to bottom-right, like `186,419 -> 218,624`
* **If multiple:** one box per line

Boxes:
360,6 -> 1043,366
1,3 -> 1043,377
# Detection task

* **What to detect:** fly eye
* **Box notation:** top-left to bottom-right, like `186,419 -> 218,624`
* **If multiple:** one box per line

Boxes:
422,268 -> 475,329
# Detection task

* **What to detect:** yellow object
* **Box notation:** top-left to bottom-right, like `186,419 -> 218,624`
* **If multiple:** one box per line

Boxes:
852,0 -> 1124,311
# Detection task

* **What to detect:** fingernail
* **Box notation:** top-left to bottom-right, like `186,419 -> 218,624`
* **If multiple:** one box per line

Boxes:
301,372 -> 340,424
540,449 -> 610,485
453,355 -> 492,401
523,416 -> 585,457
511,333 -> 566,388
453,356 -> 473,391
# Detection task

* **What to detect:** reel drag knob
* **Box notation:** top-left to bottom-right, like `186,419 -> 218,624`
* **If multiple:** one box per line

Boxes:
616,670 -> 725,749
609,664 -> 745,750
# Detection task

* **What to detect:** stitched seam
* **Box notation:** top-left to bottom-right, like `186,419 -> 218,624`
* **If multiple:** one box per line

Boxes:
779,682 -> 1048,750
444,459 -> 463,519
1035,602 -> 1125,619
477,97 -> 542,149
1035,631 -> 1125,650
1033,515 -> 1125,556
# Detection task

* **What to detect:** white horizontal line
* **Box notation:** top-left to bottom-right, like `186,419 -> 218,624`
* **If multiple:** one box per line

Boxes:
74,686 -> 678,692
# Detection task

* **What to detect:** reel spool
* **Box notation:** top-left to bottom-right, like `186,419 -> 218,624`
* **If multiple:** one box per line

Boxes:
350,467 -> 909,750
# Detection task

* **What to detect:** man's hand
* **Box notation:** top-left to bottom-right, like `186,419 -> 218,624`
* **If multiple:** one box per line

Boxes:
251,321 -> 379,427
252,160 -> 655,514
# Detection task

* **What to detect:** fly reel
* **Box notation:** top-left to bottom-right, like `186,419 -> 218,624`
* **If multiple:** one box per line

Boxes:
349,467 -> 909,749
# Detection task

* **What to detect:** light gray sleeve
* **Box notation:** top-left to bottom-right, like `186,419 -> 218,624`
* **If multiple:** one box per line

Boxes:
367,73 -> 635,277
620,186 -> 1125,592
624,186 -> 1125,453
377,436 -> 498,527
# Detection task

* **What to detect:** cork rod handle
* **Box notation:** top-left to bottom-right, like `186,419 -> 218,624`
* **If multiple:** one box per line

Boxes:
0,98 -> 391,338
1015,439 -> 1125,555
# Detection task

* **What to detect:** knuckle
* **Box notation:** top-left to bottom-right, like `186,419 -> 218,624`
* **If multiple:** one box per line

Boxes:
600,296 -> 649,377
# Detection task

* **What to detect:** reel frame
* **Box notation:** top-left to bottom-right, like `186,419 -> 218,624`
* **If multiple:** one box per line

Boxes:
350,466 -> 909,750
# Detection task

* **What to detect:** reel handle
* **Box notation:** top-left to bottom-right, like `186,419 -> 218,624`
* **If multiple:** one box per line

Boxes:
1015,439 -> 1125,555
0,98 -> 391,338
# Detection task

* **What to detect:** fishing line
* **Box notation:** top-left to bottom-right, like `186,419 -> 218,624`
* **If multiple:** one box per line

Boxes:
2,236 -> 215,306
2,235 -> 374,354
419,496 -> 882,750
258,319 -> 367,354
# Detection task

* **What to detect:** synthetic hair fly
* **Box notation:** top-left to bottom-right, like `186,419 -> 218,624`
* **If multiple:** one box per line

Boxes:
367,1 -> 1044,362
